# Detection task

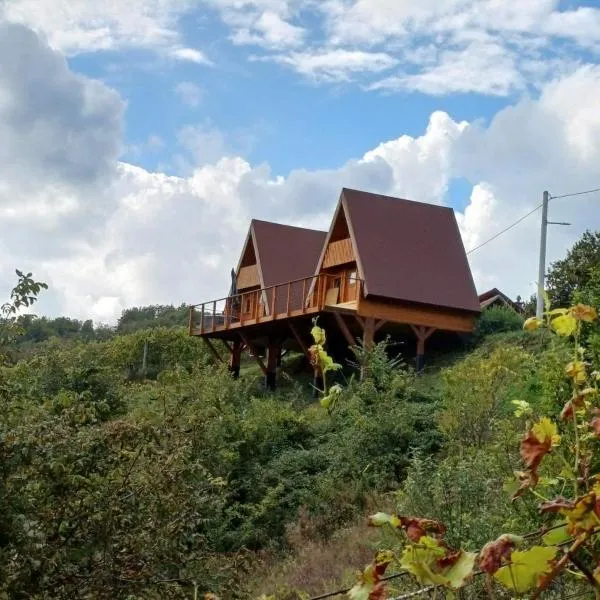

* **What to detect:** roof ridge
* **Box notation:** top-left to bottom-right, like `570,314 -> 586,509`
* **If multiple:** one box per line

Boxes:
342,187 -> 454,212
251,218 -> 326,234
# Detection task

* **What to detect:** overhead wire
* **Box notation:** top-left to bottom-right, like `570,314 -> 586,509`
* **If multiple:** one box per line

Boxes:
465,183 -> 600,256
465,203 -> 543,255
550,186 -> 600,200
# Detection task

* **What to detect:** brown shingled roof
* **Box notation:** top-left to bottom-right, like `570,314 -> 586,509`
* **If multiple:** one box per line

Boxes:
339,188 -> 480,313
251,220 -> 326,287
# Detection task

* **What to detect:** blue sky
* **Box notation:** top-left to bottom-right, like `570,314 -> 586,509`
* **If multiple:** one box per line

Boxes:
1,1 -> 600,321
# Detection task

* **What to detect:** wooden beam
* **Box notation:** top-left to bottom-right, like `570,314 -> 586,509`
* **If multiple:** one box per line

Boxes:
289,323 -> 310,361
239,332 -> 267,375
221,340 -> 233,354
354,314 -> 365,329
203,338 -> 224,364
374,319 -> 386,333
334,312 -> 355,347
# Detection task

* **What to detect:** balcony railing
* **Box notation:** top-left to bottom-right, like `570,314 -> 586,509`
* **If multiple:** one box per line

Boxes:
189,270 -> 361,335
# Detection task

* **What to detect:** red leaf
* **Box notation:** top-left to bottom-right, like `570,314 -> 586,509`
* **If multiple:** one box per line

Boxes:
520,430 -> 552,477
540,497 -> 575,513
479,534 -> 522,574
399,517 -> 446,542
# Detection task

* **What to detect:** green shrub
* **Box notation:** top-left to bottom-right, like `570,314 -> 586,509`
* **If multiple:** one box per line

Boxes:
472,305 -> 523,343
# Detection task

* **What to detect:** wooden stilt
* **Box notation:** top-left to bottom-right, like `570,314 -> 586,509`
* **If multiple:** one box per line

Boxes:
360,317 -> 376,380
239,333 -> 267,375
229,339 -> 242,378
289,323 -> 310,361
203,338 -> 224,364
410,325 -> 436,373
333,312 -> 355,347
265,340 -> 279,390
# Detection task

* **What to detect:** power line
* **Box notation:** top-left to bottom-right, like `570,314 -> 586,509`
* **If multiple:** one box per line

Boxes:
466,203 -> 543,255
550,186 -> 600,200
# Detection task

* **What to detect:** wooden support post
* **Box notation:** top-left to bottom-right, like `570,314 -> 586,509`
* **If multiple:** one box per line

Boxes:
289,323 -> 310,361
239,332 -> 268,376
410,325 -> 436,373
363,317 -> 375,349
360,317 -> 376,380
203,338 -> 224,364
188,306 -> 194,335
334,312 -> 355,347
265,340 -> 279,390
200,304 -> 205,334
229,339 -> 242,379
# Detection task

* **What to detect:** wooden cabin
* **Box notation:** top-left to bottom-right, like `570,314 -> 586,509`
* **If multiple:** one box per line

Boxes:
189,188 -> 481,387
478,288 -> 521,312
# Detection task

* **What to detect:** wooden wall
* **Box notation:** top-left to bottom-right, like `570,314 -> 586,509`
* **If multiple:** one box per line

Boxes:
323,238 -> 354,268
237,265 -> 260,290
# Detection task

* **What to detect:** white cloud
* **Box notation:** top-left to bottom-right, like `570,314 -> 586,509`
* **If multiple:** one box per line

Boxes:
174,81 -> 204,107
3,21 -> 600,324
1,0 -> 211,62
168,46 -> 213,65
257,48 -> 398,82
370,40 -> 523,96
230,11 -> 305,49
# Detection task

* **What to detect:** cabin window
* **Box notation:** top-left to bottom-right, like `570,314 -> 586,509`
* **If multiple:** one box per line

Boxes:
349,271 -> 357,284
244,296 -> 252,314
333,277 -> 341,288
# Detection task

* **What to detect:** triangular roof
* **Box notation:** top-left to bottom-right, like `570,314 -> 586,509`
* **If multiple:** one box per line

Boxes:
479,288 -> 519,311
237,219 -> 326,288
315,188 -> 480,313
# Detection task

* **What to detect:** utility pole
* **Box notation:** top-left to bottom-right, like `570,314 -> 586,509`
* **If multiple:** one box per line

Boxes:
536,190 -> 570,319
536,191 -> 550,320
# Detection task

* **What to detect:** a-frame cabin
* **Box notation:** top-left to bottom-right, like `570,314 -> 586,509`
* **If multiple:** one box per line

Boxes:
189,188 -> 480,386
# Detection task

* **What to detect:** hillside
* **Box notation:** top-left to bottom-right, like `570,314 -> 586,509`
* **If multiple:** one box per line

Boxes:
1,233 -> 600,599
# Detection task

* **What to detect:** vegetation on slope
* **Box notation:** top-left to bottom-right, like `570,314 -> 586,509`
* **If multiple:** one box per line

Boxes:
0,231 -> 599,599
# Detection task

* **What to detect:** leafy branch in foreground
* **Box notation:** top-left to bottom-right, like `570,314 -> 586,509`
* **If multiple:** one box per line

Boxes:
364,300 -> 600,599
0,269 -> 47,349
308,318 -> 342,412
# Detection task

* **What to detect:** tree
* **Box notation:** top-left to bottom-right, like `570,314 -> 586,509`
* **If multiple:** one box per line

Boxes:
546,230 -> 600,307
0,270 -> 47,350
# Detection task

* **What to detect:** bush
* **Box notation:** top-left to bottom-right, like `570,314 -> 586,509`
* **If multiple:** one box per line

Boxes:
472,305 -> 523,343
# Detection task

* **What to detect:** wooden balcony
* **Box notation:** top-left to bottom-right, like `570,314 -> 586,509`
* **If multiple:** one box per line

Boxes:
189,271 -> 362,337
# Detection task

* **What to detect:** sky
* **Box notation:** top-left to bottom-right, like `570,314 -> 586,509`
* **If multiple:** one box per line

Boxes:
1,0 -> 600,323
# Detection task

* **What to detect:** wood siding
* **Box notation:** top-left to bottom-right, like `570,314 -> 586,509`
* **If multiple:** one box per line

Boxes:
358,297 -> 476,333
237,265 -> 260,290
323,238 -> 354,268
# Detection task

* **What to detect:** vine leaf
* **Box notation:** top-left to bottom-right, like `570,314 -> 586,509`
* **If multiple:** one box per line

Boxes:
541,488 -> 600,535
541,524 -> 570,546
565,361 -> 587,385
515,418 -> 560,498
347,552 -> 392,600
479,534 -> 524,574
368,514 -> 446,542
493,546 -> 558,594
551,314 -> 577,336
399,537 -> 475,590
570,303 -> 598,322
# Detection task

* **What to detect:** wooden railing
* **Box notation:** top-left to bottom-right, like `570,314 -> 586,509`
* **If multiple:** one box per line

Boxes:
189,271 -> 362,335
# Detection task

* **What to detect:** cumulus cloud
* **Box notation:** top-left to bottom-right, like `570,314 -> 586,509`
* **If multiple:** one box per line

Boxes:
2,21 -> 600,324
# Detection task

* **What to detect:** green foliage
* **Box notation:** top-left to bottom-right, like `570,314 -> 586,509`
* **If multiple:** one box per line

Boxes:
438,344 -> 533,448
117,304 -> 189,333
547,229 -> 600,307
472,305 -> 524,343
